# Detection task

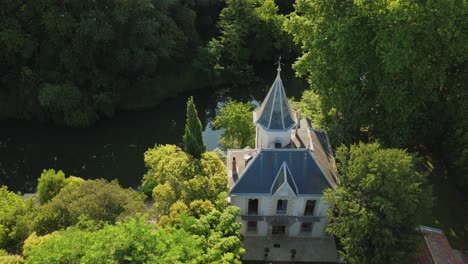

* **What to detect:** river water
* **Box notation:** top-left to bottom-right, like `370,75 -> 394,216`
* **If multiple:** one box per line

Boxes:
0,70 -> 307,193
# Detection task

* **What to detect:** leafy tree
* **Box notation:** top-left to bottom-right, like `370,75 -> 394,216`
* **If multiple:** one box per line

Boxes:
183,96 -> 206,159
0,249 -> 24,264
142,145 -> 227,217
36,169 -> 67,204
34,179 -> 145,235
290,90 -> 325,130
161,205 -> 244,263
152,183 -> 177,216
142,144 -> 196,196
188,200 -> 215,218
324,143 -> 432,263
212,101 -> 255,149
286,0 -> 467,145
0,186 -> 35,253
204,0 -> 294,78
0,0 -> 201,126
64,176 -> 84,187
285,0 -> 468,189
25,211 -> 244,264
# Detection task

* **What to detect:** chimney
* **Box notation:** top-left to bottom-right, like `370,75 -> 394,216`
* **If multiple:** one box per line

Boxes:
296,109 -> 301,130
232,157 -> 237,176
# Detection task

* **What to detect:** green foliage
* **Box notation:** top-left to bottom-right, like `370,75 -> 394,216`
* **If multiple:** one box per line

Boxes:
25,211 -> 243,264
286,0 -> 468,190
142,145 -> 227,217
204,0 -> 295,78
142,144 -> 196,196
289,90 -> 325,130
166,206 -> 244,263
64,176 -> 84,187
212,148 -> 227,162
152,183 -> 177,216
0,187 -> 35,253
287,0 -> 467,145
36,169 -> 67,204
0,0 -> 202,126
189,200 -> 215,218
34,179 -> 145,235
183,96 -> 206,159
0,254 -> 24,264
212,101 -> 255,149
324,143 -> 433,263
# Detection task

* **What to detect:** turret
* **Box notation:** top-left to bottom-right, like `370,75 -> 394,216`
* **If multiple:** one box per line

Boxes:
253,60 -> 297,148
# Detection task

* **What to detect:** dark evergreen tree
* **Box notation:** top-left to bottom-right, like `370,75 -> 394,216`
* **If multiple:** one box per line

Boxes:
183,96 -> 206,159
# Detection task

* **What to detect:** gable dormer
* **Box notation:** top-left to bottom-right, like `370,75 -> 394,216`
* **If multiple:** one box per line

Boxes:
270,162 -> 298,198
253,63 -> 297,149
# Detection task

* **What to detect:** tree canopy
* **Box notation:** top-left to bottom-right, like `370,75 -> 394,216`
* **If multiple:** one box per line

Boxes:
0,0 -> 204,126
212,101 -> 255,149
289,90 -> 324,130
202,0 -> 295,79
142,144 -> 227,217
36,169 -> 67,204
183,96 -> 206,159
286,0 -> 467,146
24,216 -> 204,264
0,187 -> 35,253
34,179 -> 146,235
324,142 -> 432,263
24,207 -> 244,264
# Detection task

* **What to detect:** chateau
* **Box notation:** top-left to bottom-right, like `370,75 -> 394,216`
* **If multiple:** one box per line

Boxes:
226,64 -> 339,262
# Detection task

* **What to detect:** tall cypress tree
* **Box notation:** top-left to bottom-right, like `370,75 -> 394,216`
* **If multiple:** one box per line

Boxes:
183,96 -> 206,159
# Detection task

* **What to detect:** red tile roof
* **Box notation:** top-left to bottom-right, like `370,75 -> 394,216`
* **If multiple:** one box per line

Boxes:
415,226 -> 462,264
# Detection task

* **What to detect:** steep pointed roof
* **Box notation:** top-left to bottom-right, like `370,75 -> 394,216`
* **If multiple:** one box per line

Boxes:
254,64 -> 296,130
270,162 -> 298,195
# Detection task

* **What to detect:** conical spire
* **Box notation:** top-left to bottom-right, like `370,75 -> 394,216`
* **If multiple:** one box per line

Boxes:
254,60 -> 296,130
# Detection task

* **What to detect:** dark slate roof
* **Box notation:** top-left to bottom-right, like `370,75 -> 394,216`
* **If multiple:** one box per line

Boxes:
310,130 -> 338,187
230,149 -> 333,195
255,71 -> 296,130
271,162 -> 298,195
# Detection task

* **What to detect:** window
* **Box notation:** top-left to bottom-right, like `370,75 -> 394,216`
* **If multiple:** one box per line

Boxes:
275,142 -> 282,148
272,225 -> 286,234
247,221 -> 257,232
301,222 -> 313,233
304,200 -> 316,216
248,199 -> 258,215
276,199 -> 288,214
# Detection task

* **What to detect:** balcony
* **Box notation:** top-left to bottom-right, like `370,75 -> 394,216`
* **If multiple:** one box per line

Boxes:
241,215 -> 323,223
276,209 -> 287,215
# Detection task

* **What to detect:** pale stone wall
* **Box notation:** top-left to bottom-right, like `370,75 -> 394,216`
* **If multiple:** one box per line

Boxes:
231,194 -> 329,238
256,126 -> 292,149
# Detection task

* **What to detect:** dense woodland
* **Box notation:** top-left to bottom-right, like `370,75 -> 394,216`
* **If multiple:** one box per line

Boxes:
0,0 -> 467,262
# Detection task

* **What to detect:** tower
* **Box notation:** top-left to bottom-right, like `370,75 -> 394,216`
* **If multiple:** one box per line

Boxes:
253,62 -> 297,148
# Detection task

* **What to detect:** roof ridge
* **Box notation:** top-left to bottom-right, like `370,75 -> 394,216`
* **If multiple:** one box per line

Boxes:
270,162 -> 298,195
254,68 -> 296,130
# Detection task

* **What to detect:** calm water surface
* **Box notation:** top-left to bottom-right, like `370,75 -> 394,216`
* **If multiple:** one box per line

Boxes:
0,71 -> 306,193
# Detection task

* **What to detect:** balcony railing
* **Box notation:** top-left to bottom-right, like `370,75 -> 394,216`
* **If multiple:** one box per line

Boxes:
241,214 -> 322,223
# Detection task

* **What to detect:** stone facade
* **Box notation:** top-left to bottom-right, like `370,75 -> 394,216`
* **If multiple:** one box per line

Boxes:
226,65 -> 338,243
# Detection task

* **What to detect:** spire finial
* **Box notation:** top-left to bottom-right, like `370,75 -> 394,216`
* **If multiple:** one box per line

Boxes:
275,56 -> 283,73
